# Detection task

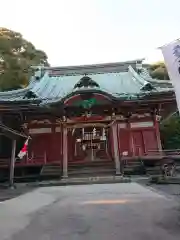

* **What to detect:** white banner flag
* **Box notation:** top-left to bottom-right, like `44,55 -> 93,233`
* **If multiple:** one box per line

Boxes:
161,40 -> 180,112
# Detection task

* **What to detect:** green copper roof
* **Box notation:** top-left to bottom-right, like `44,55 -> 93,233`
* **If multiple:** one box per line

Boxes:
0,60 -> 174,104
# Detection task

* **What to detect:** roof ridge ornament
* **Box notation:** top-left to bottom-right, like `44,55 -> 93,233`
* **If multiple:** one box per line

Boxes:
128,65 -> 155,91
32,66 -> 45,80
136,60 -> 143,73
23,90 -> 37,99
73,74 -> 99,89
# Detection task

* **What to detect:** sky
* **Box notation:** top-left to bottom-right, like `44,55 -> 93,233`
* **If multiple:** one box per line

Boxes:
0,0 -> 180,66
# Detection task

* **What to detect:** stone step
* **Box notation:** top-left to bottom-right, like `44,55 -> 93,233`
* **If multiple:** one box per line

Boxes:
42,169 -> 61,174
123,164 -> 143,168
0,159 -> 9,166
42,166 -> 61,170
123,161 -> 144,166
69,168 -> 115,176
28,176 -> 131,187
40,165 -> 62,176
68,165 -> 115,172
68,164 -> 115,170
68,160 -> 114,168
123,163 -> 146,175
42,172 -> 61,176
68,160 -> 116,177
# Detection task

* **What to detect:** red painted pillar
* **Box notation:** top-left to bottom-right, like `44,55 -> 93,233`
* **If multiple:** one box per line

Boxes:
60,124 -> 63,160
128,121 -> 135,157
62,125 -> 68,178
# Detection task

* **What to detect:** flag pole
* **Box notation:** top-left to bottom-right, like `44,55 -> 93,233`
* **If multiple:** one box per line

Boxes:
9,139 -> 17,188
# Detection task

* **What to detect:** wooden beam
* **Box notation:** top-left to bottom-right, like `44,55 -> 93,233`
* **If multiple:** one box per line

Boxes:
9,139 -> 16,188
0,122 -> 28,139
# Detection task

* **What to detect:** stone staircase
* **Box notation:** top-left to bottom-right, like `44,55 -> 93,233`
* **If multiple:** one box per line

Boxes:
40,163 -> 62,179
122,158 -> 145,175
0,158 -> 9,166
68,160 -> 116,178
37,159 -> 146,180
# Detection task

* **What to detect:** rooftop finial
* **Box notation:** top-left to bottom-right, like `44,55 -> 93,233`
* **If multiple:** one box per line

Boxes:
136,60 -> 142,71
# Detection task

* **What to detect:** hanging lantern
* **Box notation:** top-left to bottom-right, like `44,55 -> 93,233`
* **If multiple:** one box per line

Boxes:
92,128 -> 96,138
82,128 -> 84,139
101,128 -> 106,140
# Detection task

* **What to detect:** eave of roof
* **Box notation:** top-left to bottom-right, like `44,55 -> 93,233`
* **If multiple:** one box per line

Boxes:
0,122 -> 28,139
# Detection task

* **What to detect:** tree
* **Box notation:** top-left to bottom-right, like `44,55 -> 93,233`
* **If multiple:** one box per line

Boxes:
160,113 -> 180,149
0,28 -> 49,91
149,62 -> 169,80
149,62 -> 180,150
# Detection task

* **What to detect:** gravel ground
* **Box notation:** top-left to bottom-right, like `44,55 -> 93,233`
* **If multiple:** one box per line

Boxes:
1,182 -> 179,240
150,184 -> 180,199
137,178 -> 180,200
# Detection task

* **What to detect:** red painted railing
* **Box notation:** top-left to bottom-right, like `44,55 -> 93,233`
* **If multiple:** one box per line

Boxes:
147,149 -> 180,156
25,151 -> 47,164
1,148 -> 180,169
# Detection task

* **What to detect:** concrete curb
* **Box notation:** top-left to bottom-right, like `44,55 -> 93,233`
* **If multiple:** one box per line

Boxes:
149,176 -> 180,184
17,176 -> 132,188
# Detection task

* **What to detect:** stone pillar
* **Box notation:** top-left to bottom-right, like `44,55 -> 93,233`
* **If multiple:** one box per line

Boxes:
62,126 -> 68,178
111,123 -> 121,175
9,139 -> 16,187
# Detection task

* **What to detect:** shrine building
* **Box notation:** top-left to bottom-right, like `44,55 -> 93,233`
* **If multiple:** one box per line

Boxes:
0,59 -> 176,180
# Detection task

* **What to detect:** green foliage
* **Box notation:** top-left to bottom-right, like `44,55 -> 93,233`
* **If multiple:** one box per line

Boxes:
0,27 -> 49,91
160,113 -> 180,149
150,62 -> 179,150
149,61 -> 169,80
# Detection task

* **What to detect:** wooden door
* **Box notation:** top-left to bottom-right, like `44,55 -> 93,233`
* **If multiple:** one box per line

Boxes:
49,133 -> 62,162
142,130 -> 158,155
132,131 -> 144,156
29,135 -> 46,162
118,129 -> 130,156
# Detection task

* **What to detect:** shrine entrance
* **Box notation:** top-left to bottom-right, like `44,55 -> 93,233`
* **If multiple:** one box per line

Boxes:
69,124 -> 112,162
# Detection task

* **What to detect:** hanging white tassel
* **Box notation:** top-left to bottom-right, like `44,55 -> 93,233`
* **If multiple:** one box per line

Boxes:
101,128 -> 106,140
92,128 -> 96,138
82,128 -> 84,139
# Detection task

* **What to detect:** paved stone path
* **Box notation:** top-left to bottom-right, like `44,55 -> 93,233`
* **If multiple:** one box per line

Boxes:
0,183 -> 180,239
